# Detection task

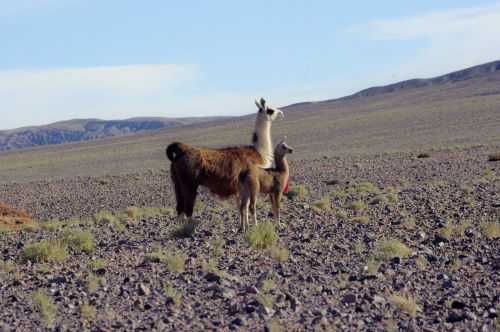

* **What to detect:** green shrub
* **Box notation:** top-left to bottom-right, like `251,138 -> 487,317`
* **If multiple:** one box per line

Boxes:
22,240 -> 68,263
33,290 -> 56,327
373,239 -> 412,261
269,245 -> 289,262
62,229 -> 95,253
285,185 -> 309,200
348,200 -> 367,211
245,222 -> 278,250
389,293 -> 419,318
310,195 -> 331,213
80,302 -> 96,321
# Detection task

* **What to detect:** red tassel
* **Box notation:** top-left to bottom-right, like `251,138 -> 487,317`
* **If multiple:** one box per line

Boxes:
283,179 -> 289,193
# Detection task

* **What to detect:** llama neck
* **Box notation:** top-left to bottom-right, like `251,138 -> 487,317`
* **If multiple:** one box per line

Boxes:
274,155 -> 289,176
252,118 -> 273,168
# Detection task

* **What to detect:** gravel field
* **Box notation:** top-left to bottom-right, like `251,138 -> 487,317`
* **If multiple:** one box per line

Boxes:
0,145 -> 499,331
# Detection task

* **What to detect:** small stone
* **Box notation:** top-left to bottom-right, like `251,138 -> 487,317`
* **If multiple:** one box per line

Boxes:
245,286 -> 259,294
231,317 -> 246,327
138,283 -> 150,296
342,293 -> 356,304
488,308 -> 497,318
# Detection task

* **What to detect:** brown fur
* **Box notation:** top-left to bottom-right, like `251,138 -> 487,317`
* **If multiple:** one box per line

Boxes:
167,142 -> 265,218
238,141 -> 293,231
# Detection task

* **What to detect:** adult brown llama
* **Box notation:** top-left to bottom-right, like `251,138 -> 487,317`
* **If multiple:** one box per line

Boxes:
166,98 -> 283,222
238,139 -> 293,231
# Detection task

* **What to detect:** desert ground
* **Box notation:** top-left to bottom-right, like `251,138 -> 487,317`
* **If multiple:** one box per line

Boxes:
0,67 -> 500,331
0,142 -> 499,331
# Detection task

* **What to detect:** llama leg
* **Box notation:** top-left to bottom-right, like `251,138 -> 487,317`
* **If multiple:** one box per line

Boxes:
239,196 -> 247,232
171,166 -> 185,219
182,183 -> 198,223
276,192 -> 282,226
250,195 -> 257,226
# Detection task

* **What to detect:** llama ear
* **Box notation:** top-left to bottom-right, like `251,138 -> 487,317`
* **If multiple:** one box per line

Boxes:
260,98 -> 266,109
255,99 -> 263,110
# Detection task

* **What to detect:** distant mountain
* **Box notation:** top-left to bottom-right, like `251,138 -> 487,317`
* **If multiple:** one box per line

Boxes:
344,60 -> 500,100
285,60 -> 500,109
0,117 -> 228,152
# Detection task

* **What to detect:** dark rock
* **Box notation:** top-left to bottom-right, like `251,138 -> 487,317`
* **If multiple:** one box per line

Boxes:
205,272 -> 222,283
451,300 -> 466,309
342,293 -> 356,304
447,312 -> 465,323
48,276 -> 67,285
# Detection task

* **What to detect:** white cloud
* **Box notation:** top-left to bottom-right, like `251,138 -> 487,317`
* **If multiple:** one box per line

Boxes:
354,3 -> 500,80
0,0 -> 76,17
0,64 -> 207,129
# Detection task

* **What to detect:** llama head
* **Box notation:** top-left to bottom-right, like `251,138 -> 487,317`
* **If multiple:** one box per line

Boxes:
275,137 -> 294,157
255,98 -> 284,122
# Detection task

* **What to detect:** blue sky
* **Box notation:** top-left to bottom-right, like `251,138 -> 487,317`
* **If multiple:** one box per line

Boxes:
1,0 -> 500,129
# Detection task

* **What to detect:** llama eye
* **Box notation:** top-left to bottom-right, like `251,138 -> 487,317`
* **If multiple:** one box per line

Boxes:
266,109 -> 274,115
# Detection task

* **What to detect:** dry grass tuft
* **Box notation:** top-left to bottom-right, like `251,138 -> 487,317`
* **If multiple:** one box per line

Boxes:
22,240 -> 68,263
389,293 -> 419,318
172,219 -> 198,238
33,290 -> 57,327
245,222 -> 278,250
373,239 -> 412,261
164,281 -> 181,306
348,200 -> 367,211
351,216 -> 370,224
80,302 -> 96,321
62,229 -> 95,253
480,222 -> 500,239
310,195 -> 331,213
285,185 -> 309,200
269,245 -> 290,262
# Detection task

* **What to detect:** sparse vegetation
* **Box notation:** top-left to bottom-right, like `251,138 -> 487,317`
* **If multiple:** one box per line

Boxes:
335,209 -> 348,219
285,185 -> 309,200
353,241 -> 365,254
348,200 -> 367,211
22,240 -> 68,263
365,258 -> 380,276
172,219 -> 198,238
480,222 -> 500,239
164,282 -> 181,306
86,273 -> 105,293
310,195 -> 331,213
256,292 -> 273,310
0,259 -> 15,273
166,251 -> 186,274
261,278 -> 276,292
245,221 -> 278,250
145,247 -> 185,273
389,293 -> 419,318
62,229 -> 95,253
351,216 -> 370,224
353,181 -> 379,194
269,245 -> 289,262
80,302 -> 96,321
33,290 -> 57,327
39,219 -> 65,232
416,256 -> 428,270
373,239 -> 412,261
88,258 -> 107,271
210,238 -> 225,257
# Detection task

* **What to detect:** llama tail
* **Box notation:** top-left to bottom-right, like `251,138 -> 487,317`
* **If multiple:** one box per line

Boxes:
166,142 -> 187,162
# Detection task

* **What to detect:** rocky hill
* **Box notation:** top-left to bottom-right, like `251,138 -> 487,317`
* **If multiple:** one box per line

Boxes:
0,117 -> 227,152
